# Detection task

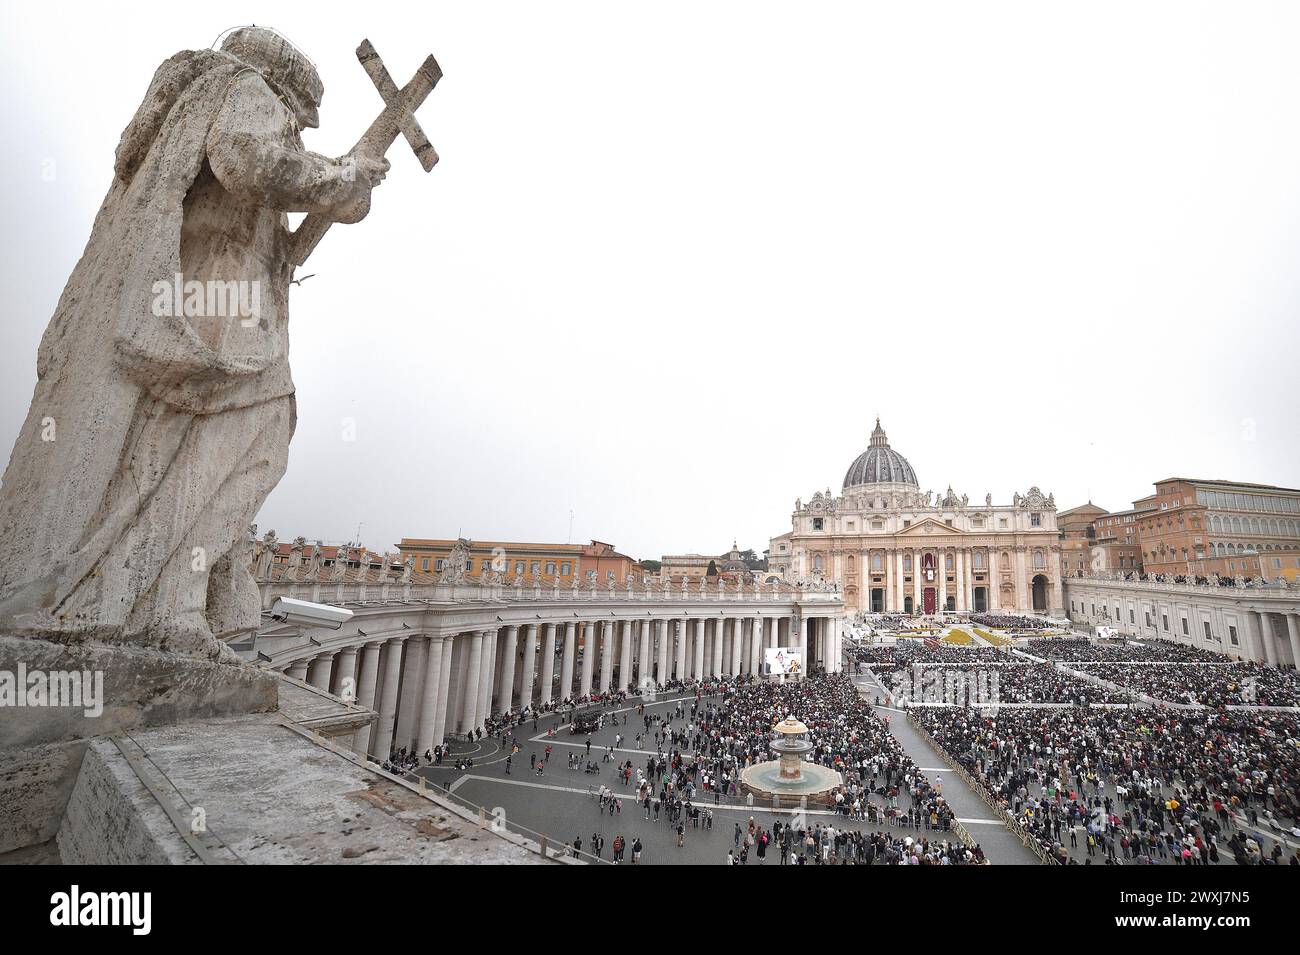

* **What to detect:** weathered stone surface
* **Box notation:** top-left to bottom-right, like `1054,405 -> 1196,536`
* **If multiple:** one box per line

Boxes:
58,713 -> 554,865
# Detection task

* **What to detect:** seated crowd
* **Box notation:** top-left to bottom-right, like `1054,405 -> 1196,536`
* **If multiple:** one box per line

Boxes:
1075,662 -> 1300,709
913,706 -> 1300,864
1026,637 -> 1227,664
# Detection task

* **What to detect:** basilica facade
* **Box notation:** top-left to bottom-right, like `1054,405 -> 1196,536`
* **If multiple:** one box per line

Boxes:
768,420 -> 1065,617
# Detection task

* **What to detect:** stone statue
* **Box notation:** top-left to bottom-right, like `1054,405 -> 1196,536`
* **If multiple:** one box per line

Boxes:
0,28 -> 403,658
985,493 -> 992,507
438,538 -> 472,583
254,528 -> 277,580
332,545 -> 351,582
401,554 -> 414,584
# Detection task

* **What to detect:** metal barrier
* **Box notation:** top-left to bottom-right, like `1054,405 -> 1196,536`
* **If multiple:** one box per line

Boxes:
907,713 -> 1056,865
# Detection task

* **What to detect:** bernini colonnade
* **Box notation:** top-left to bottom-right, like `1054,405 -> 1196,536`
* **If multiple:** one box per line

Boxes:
252,570 -> 844,765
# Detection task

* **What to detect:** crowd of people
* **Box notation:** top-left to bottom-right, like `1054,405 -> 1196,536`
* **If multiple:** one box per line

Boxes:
1074,662 -> 1300,709
1026,638 -> 1226,663
969,613 -> 1056,631
913,706 -> 1300,864
564,672 -> 987,864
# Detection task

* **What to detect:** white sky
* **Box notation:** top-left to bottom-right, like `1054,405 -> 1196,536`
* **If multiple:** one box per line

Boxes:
2,2 -> 1298,562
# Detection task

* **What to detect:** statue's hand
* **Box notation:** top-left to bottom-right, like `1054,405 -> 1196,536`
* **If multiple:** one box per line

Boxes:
330,155 -> 390,224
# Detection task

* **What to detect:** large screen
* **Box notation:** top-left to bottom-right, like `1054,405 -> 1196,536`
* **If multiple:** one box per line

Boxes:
765,647 -> 803,676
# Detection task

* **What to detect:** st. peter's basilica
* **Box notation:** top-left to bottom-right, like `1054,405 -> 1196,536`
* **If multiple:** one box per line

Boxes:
768,420 -> 1065,617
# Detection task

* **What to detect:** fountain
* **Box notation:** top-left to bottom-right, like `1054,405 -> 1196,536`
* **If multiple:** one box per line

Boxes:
738,715 -> 843,807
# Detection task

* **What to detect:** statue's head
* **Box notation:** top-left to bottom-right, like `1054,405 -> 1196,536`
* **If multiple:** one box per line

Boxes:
221,27 -> 323,129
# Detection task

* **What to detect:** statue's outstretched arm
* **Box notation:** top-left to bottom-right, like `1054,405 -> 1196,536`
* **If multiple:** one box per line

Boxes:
206,72 -> 372,222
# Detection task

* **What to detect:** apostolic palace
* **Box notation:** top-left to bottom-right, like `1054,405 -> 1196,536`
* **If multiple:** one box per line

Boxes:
768,420 -> 1065,617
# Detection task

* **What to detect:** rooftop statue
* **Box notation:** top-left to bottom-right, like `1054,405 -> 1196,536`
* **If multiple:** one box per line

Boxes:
0,29 -> 439,658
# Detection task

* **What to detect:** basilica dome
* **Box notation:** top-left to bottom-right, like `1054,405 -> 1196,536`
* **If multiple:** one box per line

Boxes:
842,419 -> 919,489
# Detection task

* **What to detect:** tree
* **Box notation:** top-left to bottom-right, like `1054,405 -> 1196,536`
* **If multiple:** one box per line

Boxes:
706,560 -> 718,577
640,559 -> 662,572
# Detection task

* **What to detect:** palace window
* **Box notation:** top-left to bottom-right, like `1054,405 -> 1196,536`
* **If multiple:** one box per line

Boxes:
871,520 -> 884,530
813,518 -> 824,531
872,553 -> 883,570
515,560 -> 525,574
904,555 -> 912,571
945,554 -> 953,570
973,552 -> 985,569
1033,550 -> 1045,569
545,561 -> 556,575
436,558 -> 445,571
1030,513 -> 1042,527
561,562 -> 571,575
1203,621 -> 1212,641
421,558 -> 430,572
1229,625 -> 1238,646
1181,618 -> 1189,635
813,554 -> 824,572
531,561 -> 540,575
846,521 -> 855,531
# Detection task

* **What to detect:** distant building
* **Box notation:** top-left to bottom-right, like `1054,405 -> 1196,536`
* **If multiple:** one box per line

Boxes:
661,541 -> 754,579
1134,478 -> 1300,579
1058,501 -> 1151,577
396,538 -> 583,581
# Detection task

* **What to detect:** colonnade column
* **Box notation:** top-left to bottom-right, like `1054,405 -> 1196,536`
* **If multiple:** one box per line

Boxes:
476,629 -> 497,724
372,637 -> 406,758
433,634 -> 454,747
1282,613 -> 1300,670
520,624 -> 538,709
539,623 -> 557,706
332,647 -> 358,702
579,622 -> 595,697
733,621 -> 743,680
710,619 -> 723,677
796,616 -> 807,671
415,636 -> 446,760
560,622 -> 576,702
655,620 -> 669,687
351,641 -> 384,755
693,619 -> 705,680
681,621 -> 691,680
634,620 -> 649,688
618,621 -> 633,692
307,652 -> 335,691
286,659 -> 309,681
598,621 -> 614,693
497,626 -> 519,714
1256,612 -> 1277,666
461,631 -> 485,734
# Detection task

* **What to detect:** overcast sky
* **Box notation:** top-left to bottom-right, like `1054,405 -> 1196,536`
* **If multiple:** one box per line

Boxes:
2,2 -> 1298,562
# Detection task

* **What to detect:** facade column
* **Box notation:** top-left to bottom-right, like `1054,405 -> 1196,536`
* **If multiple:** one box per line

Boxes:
955,548 -> 966,612
285,659 -> 309,681
656,619 -> 669,687
1016,549 -> 1029,611
351,641 -> 383,754
497,626 -> 519,714
681,621 -> 691,680
539,623 -> 557,705
520,624 -> 538,709
307,652 -> 335,691
560,622 -> 576,702
988,548 -> 1001,610
415,636 -> 446,759
796,617 -> 808,672
461,631 -> 484,734
433,634 -> 455,748
372,637 -> 406,758
912,550 -> 922,611
579,622 -> 595,697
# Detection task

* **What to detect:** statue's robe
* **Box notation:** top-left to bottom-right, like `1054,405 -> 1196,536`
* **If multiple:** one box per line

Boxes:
0,49 -> 360,658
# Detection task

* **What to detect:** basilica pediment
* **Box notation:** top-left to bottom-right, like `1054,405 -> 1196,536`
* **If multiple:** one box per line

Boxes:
896,517 -> 964,537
